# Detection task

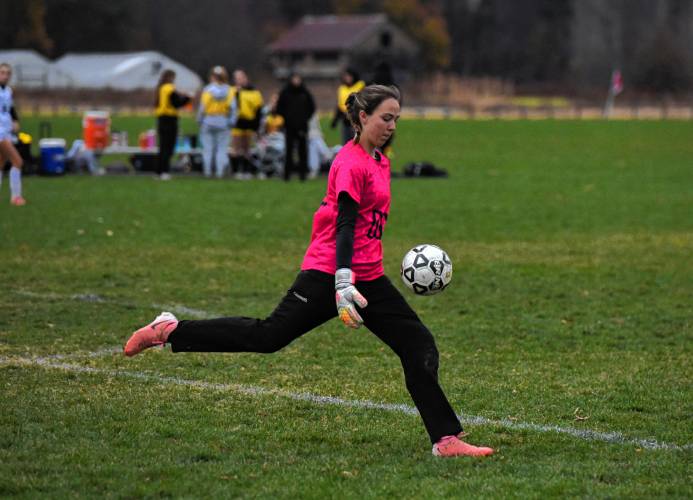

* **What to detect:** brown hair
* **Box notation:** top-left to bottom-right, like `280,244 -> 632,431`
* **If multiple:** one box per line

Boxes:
345,84 -> 401,143
154,69 -> 176,107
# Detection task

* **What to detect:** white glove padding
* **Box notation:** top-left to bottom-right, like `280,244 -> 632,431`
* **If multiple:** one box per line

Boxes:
335,268 -> 368,329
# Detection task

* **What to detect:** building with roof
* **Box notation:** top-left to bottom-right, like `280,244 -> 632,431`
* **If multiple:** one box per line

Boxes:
268,14 -> 419,80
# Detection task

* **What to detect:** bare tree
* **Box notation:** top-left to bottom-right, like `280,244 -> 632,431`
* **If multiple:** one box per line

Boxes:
572,0 -> 692,91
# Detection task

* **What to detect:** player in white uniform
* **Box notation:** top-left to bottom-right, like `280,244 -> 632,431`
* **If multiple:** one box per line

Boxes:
0,63 -> 25,206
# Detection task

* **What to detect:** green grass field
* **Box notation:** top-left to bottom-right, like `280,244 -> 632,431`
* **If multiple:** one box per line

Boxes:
1,119 -> 691,498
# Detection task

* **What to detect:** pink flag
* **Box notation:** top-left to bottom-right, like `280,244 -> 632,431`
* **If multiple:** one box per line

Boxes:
611,70 -> 623,95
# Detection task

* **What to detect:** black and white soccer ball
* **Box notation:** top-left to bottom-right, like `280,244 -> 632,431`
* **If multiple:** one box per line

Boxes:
400,244 -> 453,295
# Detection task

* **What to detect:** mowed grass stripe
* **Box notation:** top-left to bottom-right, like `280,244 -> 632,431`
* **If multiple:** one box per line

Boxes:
2,355 -> 690,452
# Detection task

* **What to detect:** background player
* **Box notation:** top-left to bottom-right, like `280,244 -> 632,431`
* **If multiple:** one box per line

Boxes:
0,63 -> 25,206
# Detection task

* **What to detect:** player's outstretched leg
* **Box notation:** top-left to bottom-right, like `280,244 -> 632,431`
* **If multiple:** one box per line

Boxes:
432,434 -> 494,457
124,271 -> 338,356
124,312 -> 179,357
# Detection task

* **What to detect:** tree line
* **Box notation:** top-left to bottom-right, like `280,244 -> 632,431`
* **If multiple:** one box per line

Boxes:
2,0 -> 691,93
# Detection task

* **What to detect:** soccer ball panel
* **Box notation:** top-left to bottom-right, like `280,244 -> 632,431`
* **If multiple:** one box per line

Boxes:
412,283 -> 429,294
402,266 -> 415,283
414,267 -> 434,286
413,253 -> 429,268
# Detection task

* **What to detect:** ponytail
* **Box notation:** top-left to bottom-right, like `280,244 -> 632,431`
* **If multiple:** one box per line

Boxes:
345,93 -> 359,141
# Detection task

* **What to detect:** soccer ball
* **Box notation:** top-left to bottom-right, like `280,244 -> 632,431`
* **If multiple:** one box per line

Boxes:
400,244 -> 452,295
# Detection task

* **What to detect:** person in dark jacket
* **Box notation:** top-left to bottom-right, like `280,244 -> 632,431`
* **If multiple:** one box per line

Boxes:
370,60 -> 396,87
276,73 -> 316,181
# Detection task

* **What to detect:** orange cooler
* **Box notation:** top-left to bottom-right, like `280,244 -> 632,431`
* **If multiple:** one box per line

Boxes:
83,111 -> 111,150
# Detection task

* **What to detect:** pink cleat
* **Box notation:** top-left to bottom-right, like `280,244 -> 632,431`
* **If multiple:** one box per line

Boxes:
10,196 -> 26,206
124,312 -> 178,357
432,435 -> 494,457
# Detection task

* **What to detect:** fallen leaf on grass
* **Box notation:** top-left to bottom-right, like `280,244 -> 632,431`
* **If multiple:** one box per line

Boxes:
574,407 -> 590,421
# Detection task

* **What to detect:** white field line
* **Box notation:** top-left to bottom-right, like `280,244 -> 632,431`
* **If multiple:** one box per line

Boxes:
8,289 -> 693,451
14,290 -> 220,319
41,346 -> 124,360
1,354 -> 690,452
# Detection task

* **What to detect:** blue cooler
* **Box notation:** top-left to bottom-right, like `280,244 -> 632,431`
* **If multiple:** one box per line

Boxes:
39,138 -> 66,175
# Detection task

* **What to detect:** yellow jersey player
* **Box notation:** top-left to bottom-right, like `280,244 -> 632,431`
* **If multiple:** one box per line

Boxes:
231,69 -> 264,179
331,68 -> 365,145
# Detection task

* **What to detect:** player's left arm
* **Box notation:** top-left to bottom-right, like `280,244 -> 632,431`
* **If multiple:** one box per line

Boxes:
335,192 -> 368,329
336,192 -> 358,268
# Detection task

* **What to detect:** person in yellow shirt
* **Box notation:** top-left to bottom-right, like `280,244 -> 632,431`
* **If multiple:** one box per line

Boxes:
330,68 -> 365,144
155,69 -> 191,180
231,69 -> 264,179
197,66 -> 234,178
263,103 -> 284,135
252,94 -> 285,178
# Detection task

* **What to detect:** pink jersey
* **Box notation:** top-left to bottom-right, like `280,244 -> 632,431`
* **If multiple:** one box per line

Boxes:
302,140 -> 391,281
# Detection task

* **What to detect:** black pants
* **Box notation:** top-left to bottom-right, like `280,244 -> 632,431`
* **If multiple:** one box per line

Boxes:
284,128 -> 308,181
231,156 -> 255,175
169,270 -> 463,443
157,116 -> 178,175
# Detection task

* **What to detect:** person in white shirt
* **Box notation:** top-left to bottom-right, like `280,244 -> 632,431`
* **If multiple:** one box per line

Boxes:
0,63 -> 25,206
197,66 -> 234,178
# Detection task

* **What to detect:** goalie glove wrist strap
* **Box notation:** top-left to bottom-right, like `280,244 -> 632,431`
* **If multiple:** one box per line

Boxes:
335,268 -> 354,289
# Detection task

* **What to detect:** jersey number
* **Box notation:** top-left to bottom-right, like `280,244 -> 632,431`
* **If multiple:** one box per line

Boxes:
367,210 -> 387,240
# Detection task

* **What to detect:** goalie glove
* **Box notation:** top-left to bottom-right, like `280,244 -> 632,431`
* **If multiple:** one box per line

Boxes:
335,268 -> 368,329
